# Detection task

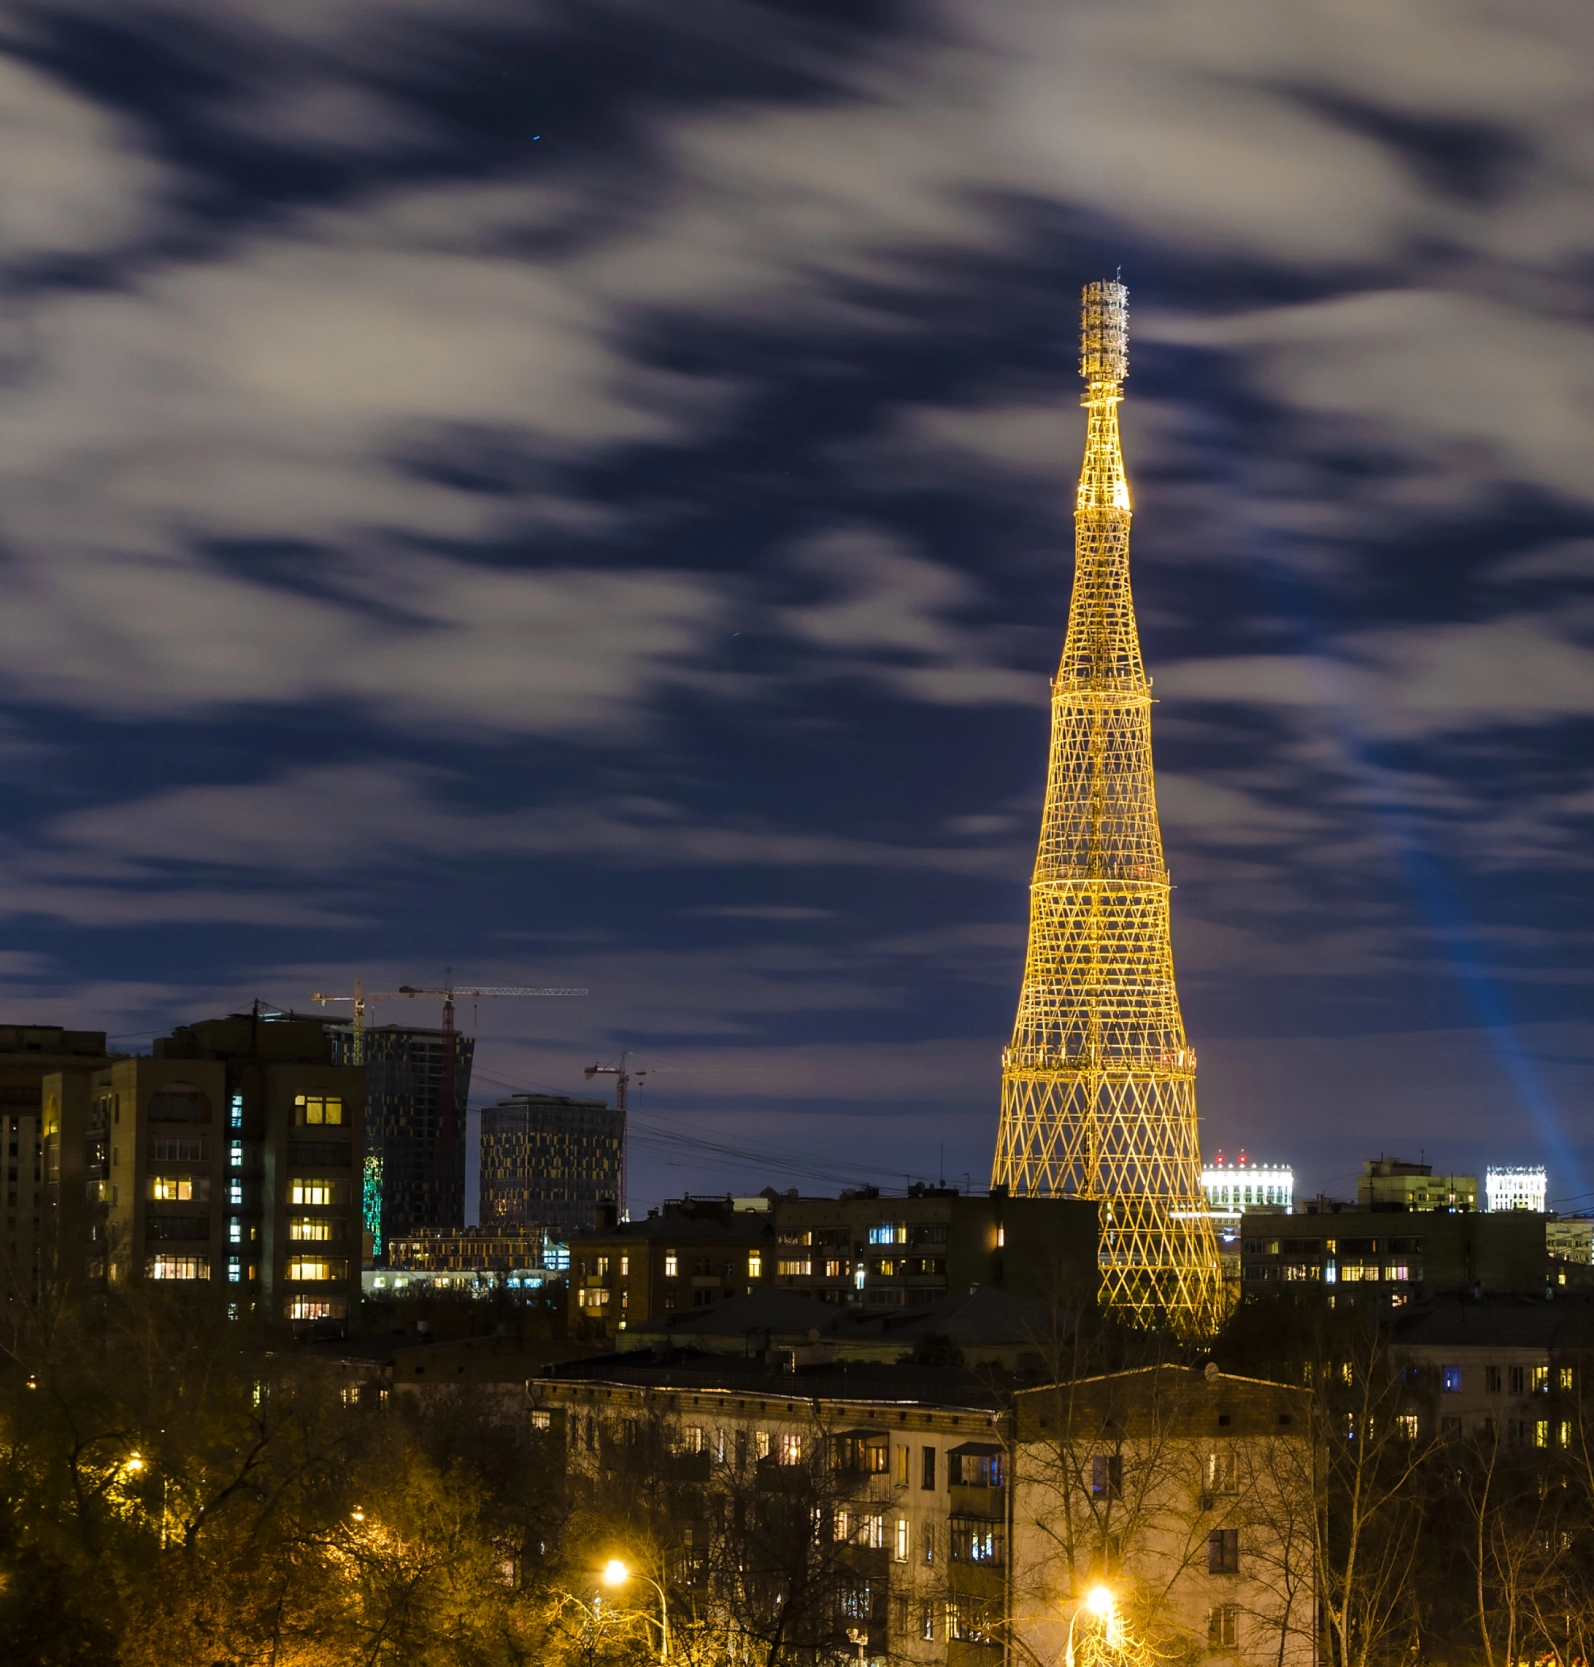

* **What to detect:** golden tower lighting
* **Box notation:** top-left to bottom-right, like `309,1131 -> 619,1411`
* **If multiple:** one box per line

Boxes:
991,277 -> 1224,1334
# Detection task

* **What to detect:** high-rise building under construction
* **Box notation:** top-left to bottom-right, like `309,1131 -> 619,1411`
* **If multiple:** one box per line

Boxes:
991,279 -> 1224,1334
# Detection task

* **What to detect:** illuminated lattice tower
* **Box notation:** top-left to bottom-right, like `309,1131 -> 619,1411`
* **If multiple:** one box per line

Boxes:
991,279 -> 1224,1335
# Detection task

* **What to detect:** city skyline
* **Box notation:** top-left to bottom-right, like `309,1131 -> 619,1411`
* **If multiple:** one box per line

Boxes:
0,2 -> 1588,1216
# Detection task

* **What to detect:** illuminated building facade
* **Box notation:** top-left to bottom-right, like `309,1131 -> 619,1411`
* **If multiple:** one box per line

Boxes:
1486,1166 -> 1547,1213
478,1091 -> 621,1239
72,1013 -> 364,1331
0,1024 -> 118,1301
991,278 -> 1223,1333
1203,1151 -> 1294,1218
1358,1157 -> 1478,1212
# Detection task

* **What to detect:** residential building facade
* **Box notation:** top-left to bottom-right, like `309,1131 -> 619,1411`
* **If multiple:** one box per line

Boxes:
767,1186 -> 1098,1311
1241,1204 -> 1547,1301
566,1187 -> 1099,1341
535,1366 -> 1012,1661
1011,1367 -> 1316,1667
83,1013 -> 364,1329
1,1024 -> 119,1301
1357,1157 -> 1478,1212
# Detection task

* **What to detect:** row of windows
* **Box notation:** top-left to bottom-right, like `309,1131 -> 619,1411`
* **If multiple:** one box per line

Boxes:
827,1510 -> 1002,1566
1431,1364 -> 1573,1394
573,1418 -> 993,1496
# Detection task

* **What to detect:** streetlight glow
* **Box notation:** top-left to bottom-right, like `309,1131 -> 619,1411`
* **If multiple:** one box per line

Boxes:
1085,1585 -> 1114,1617
602,1558 -> 629,1586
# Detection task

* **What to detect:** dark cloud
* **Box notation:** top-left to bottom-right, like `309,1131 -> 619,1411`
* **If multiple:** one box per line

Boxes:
0,0 -> 1588,1210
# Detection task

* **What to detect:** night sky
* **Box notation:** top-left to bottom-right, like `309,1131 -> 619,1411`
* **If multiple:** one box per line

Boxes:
0,1 -> 1589,1218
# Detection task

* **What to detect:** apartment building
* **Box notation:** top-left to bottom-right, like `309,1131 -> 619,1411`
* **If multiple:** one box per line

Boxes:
532,1357 -> 1313,1664
1388,1294 -> 1592,1447
1357,1156 -> 1478,1212
567,1186 -> 1099,1342
78,1013 -> 364,1330
534,1362 -> 1012,1661
768,1185 -> 1098,1310
1011,1367 -> 1316,1667
1240,1204 -> 1546,1301
0,1024 -> 118,1301
568,1196 -> 773,1340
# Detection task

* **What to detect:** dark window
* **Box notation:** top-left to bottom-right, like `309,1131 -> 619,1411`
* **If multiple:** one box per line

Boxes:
1209,1529 -> 1239,1574
1209,1604 -> 1239,1647
921,1446 -> 936,1490
1486,1366 -> 1502,1393
1091,1455 -> 1122,1500
1510,1366 -> 1526,1395
148,1087 -> 210,1123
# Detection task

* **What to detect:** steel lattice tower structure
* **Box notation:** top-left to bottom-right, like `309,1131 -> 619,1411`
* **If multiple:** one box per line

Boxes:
991,278 -> 1225,1335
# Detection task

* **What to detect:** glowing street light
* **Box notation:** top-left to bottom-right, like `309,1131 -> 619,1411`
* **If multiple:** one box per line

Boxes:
601,1558 -> 671,1660
1065,1586 -> 1118,1667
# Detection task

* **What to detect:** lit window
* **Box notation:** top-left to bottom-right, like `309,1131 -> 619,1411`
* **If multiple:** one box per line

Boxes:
664,1251 -> 678,1278
227,1256 -> 242,1284
149,1176 -> 207,1202
747,1251 -> 762,1278
147,1255 -> 209,1281
854,1265 -> 866,1290
1442,1366 -> 1463,1393
286,1297 -> 347,1321
833,1508 -> 850,1543
229,1094 -> 244,1130
755,1431 -> 771,1460
596,1256 -> 610,1277
1395,1414 -> 1419,1440
230,1140 -> 243,1168
1536,1421 -> 1550,1449
949,1516 -> 1002,1565
1206,1450 -> 1237,1494
620,1255 -> 629,1276
777,1258 -> 811,1276
867,1223 -> 907,1245
229,1219 -> 242,1244
778,1432 -> 803,1465
289,1217 -> 338,1242
1559,1420 -> 1572,1447
294,1095 -> 343,1127
1560,1367 -> 1575,1391
228,1182 -> 243,1206
894,1518 -> 909,1561
864,1512 -> 885,1550
291,1179 -> 341,1206
577,1289 -> 610,1308
287,1256 -> 349,1282
996,1226 -> 1005,1248
1532,1367 -> 1550,1393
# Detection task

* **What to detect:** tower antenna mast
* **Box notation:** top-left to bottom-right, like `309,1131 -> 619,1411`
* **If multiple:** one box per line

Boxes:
990,277 -> 1224,1334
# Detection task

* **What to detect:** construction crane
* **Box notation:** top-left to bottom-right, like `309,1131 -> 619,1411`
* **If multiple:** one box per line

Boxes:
312,970 -> 587,1227
584,1050 -> 647,1221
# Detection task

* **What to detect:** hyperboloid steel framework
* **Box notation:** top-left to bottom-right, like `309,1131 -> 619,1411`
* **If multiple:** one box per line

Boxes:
991,278 -> 1225,1335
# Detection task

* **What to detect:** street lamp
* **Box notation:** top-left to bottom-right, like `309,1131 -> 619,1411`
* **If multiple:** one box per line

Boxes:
1065,1585 -> 1117,1667
602,1558 -> 670,1660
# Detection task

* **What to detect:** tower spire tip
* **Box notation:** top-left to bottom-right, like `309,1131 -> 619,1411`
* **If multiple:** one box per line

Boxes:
1080,276 -> 1128,385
